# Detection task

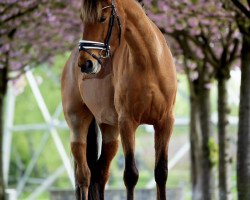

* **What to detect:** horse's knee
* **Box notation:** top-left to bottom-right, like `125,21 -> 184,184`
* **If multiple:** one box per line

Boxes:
102,140 -> 119,166
71,142 -> 91,189
123,153 -> 139,189
155,156 -> 168,186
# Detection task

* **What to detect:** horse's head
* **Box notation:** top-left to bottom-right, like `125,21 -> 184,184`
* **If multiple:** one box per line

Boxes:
78,0 -> 123,74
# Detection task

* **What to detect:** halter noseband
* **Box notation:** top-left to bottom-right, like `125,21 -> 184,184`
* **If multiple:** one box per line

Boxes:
78,0 -> 121,64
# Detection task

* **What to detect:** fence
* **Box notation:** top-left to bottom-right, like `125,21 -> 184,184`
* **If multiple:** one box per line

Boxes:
50,188 -> 184,200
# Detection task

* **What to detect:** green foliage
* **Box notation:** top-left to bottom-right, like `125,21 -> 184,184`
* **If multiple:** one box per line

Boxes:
208,138 -> 219,166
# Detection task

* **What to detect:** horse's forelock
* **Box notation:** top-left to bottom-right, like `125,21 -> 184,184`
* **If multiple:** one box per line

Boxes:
81,0 -> 102,23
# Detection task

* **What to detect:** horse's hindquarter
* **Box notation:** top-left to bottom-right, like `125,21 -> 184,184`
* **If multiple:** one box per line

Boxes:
79,74 -> 118,125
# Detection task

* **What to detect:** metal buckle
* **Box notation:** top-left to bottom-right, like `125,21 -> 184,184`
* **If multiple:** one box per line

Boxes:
99,49 -> 110,59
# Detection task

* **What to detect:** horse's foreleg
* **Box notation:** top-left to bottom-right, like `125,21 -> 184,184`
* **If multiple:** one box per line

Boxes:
119,119 -> 139,200
74,161 -> 81,199
154,114 -> 174,200
67,112 -> 93,200
89,141 -> 118,200
71,142 -> 91,200
88,125 -> 119,200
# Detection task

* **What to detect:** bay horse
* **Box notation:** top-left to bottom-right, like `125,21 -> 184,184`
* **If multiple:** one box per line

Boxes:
61,0 -> 177,199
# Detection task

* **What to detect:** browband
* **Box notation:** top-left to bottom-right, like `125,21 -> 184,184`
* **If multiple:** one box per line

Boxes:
79,40 -> 110,51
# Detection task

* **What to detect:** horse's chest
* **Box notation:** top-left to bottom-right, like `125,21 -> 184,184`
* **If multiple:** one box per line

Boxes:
80,75 -> 118,125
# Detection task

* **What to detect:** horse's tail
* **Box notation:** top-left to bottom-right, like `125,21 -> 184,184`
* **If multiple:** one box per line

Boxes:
86,118 -> 100,200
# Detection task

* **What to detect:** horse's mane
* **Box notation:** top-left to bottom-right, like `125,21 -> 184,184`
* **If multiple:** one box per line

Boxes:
81,0 -> 102,23
136,0 -> 144,8
81,0 -> 144,23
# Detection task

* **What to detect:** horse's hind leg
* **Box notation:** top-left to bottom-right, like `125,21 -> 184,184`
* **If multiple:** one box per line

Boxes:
154,113 -> 174,200
90,125 -> 119,200
119,119 -> 139,200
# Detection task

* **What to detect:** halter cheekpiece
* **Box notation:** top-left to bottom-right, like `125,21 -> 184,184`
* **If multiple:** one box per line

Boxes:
78,0 -> 121,64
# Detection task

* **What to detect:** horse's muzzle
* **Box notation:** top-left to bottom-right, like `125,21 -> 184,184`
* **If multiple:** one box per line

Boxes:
79,60 -> 101,74
80,60 -> 93,73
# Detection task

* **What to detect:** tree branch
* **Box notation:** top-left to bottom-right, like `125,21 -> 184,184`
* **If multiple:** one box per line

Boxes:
183,57 -> 196,98
2,3 -> 39,23
228,38 -> 240,64
231,0 -> 250,19
198,36 -> 219,67
173,33 -> 201,62
0,3 -> 15,16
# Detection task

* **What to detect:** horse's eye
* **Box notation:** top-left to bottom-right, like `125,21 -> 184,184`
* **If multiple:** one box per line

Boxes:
99,16 -> 106,23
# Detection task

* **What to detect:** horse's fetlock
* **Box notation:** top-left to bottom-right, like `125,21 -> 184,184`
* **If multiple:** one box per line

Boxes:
124,166 -> 139,189
76,173 -> 91,188
155,158 -> 168,186
75,163 -> 91,188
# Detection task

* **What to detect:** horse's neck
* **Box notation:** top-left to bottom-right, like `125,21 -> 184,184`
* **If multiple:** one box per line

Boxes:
122,0 -> 162,67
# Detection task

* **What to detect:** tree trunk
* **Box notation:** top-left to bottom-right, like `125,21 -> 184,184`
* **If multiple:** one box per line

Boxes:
185,61 -> 205,200
237,34 -> 250,200
199,87 -> 217,200
0,67 -> 8,200
218,77 -> 232,200
189,93 -> 203,200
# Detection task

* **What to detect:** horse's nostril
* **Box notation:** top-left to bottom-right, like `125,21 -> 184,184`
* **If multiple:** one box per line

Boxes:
80,60 -> 94,73
85,60 -> 93,69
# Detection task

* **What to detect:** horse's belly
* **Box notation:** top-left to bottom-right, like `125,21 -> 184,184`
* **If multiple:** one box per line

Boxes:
80,74 -> 118,125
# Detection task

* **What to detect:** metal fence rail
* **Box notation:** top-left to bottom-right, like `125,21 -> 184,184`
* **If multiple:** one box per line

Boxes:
50,188 -> 184,200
